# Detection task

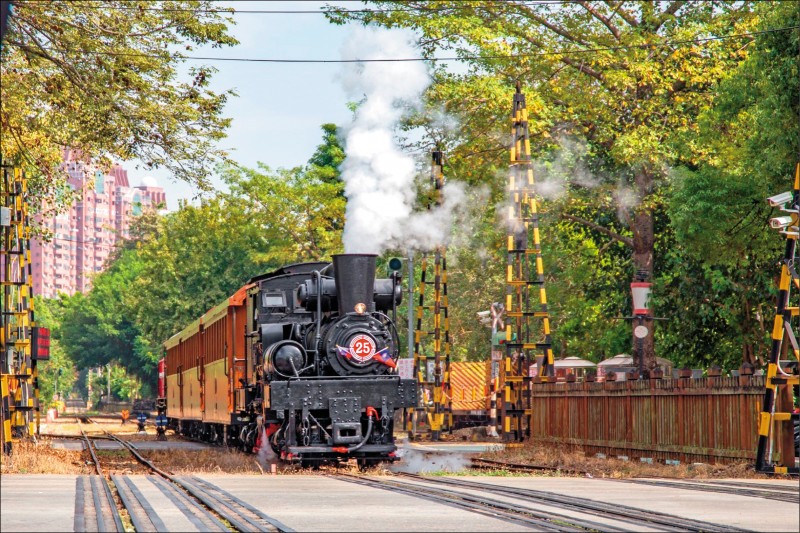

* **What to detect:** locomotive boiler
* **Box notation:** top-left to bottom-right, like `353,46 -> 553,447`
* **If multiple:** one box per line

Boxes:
161,254 -> 417,466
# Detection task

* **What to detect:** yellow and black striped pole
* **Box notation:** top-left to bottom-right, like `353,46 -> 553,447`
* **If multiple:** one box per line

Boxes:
409,150 -> 452,441
1,163 -> 38,454
501,83 -> 555,442
756,162 -> 800,475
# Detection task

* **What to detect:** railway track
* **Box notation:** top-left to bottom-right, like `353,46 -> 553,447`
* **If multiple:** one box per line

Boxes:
75,419 -> 125,532
73,419 -> 293,532
612,478 -> 800,504
332,472 -> 614,532
471,457 -> 588,476
470,457 -> 798,504
334,472 -> 752,533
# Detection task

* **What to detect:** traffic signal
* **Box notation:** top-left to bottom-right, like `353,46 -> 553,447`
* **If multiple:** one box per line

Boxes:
388,257 -> 403,271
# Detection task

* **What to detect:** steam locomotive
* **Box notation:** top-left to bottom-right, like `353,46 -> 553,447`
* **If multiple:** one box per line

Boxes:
159,254 -> 417,466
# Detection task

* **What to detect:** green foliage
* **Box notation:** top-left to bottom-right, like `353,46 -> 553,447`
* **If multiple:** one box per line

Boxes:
306,123 -> 346,186
218,146 -> 346,266
58,248 -> 159,381
655,4 -> 799,369
668,166 -> 775,263
0,1 -> 238,207
89,364 -> 142,404
330,1 -> 757,168
130,197 -> 271,345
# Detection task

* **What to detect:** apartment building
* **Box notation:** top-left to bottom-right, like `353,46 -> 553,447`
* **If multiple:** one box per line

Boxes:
31,153 -> 167,299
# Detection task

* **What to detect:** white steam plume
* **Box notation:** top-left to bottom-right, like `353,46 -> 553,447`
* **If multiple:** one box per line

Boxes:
338,28 -> 466,254
390,448 -> 469,474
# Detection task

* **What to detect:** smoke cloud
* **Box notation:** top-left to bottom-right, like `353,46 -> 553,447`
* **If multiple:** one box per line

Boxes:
338,28 -> 466,254
529,135 -> 601,201
390,448 -> 469,474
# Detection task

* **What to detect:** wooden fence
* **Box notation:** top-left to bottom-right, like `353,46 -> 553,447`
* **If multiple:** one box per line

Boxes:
529,375 -> 770,464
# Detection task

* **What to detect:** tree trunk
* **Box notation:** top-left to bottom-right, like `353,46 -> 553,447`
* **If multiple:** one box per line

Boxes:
632,166 -> 656,375
741,296 -> 757,367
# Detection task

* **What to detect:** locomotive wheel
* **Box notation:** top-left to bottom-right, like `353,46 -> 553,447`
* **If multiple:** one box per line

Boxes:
357,458 -> 382,471
300,457 -> 322,469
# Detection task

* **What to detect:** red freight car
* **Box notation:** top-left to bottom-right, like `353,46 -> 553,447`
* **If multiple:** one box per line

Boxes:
163,284 -> 252,441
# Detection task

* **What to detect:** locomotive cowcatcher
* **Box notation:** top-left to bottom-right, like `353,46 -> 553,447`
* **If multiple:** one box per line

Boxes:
159,254 -> 417,466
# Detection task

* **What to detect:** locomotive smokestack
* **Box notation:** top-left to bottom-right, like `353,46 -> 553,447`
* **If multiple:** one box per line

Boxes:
333,254 -> 377,314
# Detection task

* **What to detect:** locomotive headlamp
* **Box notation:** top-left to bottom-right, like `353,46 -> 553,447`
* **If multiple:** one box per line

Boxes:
354,302 -> 367,314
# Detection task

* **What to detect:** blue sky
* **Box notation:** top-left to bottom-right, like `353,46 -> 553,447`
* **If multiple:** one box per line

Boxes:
126,1 -> 360,210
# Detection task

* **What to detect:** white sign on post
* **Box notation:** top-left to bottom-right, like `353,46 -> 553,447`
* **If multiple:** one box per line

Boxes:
396,358 -> 414,380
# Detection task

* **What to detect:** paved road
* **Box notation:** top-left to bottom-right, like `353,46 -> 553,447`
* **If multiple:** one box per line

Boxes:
2,474 -> 797,532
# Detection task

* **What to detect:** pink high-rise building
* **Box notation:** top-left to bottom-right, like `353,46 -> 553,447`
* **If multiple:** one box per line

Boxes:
31,151 -> 167,299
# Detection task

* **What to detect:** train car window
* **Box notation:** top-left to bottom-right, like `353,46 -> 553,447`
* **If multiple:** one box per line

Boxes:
262,292 -> 286,309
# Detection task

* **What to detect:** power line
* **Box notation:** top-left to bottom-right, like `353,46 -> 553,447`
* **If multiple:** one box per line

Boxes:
7,24 -> 797,64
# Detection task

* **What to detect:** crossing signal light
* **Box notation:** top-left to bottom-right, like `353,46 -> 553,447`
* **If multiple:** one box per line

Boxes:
388,257 -> 403,271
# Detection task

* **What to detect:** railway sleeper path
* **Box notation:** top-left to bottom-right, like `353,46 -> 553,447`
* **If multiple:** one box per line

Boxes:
73,420 -> 293,532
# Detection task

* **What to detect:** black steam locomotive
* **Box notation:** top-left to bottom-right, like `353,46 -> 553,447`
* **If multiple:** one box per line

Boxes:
162,254 -> 417,466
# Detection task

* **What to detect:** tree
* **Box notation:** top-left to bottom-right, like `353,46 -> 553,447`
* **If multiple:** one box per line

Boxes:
306,123 -> 346,187
218,127 -> 347,265
58,248 -> 158,381
0,1 -> 237,205
328,1 -> 760,371
663,4 -> 800,367
131,197 -> 272,345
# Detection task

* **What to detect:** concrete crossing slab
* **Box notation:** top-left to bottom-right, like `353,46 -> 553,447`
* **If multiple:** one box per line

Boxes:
463,476 -> 800,532
194,474 -> 532,532
1,475 -> 78,533
2,473 -> 796,532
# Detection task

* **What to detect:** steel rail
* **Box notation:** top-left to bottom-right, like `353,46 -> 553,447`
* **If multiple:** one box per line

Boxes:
75,420 -> 125,532
147,475 -> 229,532
111,473 -> 167,532
700,479 -> 800,493
103,433 -> 293,532
395,472 -> 751,533
610,478 -> 799,504
332,473 -> 614,532
182,475 -> 295,533
471,457 -> 589,476
472,457 -> 797,503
